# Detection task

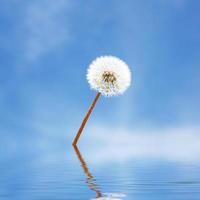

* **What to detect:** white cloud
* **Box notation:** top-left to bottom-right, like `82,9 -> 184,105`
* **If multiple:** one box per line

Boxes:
79,125 -> 200,164
23,0 -> 70,61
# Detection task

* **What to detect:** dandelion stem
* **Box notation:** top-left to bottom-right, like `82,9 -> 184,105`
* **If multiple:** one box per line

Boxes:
73,92 -> 101,145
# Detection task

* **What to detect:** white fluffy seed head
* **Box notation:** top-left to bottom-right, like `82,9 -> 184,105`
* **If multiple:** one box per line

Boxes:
87,56 -> 131,97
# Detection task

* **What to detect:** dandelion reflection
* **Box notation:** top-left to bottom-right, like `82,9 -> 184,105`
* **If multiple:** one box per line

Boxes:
73,145 -> 126,200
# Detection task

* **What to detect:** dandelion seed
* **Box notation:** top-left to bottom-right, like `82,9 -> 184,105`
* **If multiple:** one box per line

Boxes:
87,56 -> 131,97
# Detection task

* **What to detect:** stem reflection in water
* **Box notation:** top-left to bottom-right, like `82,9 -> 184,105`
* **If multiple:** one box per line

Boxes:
73,145 -> 102,198
72,145 -> 126,200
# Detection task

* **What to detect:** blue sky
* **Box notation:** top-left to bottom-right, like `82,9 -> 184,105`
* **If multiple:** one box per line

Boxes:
1,0 -> 200,161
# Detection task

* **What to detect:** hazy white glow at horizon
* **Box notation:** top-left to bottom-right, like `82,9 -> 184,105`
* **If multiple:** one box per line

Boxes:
79,125 -> 200,164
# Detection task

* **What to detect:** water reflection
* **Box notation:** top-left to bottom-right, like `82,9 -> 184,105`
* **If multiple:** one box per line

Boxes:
73,145 -> 126,200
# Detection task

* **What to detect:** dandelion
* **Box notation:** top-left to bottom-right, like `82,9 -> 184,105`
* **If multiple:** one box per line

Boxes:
73,56 -> 132,145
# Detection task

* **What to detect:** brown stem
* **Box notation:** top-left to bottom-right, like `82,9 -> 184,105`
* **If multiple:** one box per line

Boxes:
72,92 -> 101,145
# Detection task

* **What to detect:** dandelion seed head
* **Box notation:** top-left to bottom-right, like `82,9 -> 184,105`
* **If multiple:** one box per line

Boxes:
87,56 -> 131,97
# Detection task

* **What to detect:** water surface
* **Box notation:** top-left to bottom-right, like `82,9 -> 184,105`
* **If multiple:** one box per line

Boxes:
1,134 -> 200,200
